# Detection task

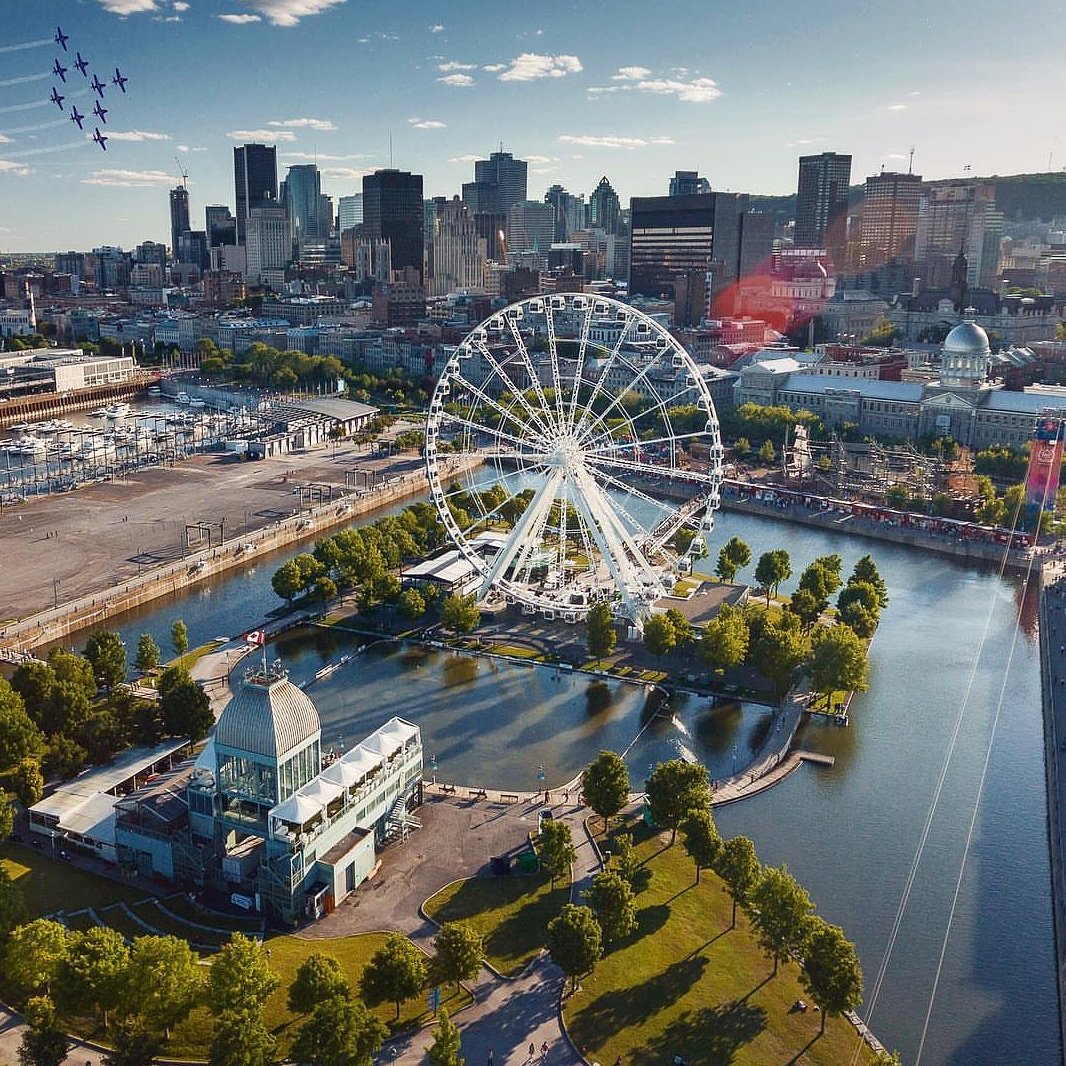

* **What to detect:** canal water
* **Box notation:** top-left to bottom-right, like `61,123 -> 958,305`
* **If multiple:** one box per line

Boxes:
72,506 -> 1057,1065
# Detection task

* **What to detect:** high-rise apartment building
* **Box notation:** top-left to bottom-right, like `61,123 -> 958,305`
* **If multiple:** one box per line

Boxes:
914,181 -> 1003,289
669,170 -> 711,197
588,176 -> 621,234
233,143 -> 278,245
362,169 -> 425,282
169,186 -> 190,259
860,170 -> 922,266
794,152 -> 852,260
473,151 -> 527,216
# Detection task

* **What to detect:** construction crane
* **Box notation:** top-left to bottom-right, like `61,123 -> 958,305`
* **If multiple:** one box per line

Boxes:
174,156 -> 188,189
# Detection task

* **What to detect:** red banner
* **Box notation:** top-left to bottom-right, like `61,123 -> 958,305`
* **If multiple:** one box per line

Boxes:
1025,420 -> 1064,509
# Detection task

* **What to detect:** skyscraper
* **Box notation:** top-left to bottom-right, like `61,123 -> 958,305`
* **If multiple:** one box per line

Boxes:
205,206 -> 236,248
473,150 -> 527,217
233,143 -> 278,245
588,176 -> 621,235
362,169 -> 424,282
245,204 -> 288,283
544,185 -> 585,242
338,195 -> 363,234
169,185 -> 190,259
860,170 -> 923,267
428,197 -> 486,296
282,164 -> 325,241
505,201 -> 555,261
669,170 -> 711,197
914,181 -> 1003,289
794,151 -> 852,260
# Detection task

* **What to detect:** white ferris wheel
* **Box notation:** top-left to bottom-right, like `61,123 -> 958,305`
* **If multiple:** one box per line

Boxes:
424,293 -> 724,624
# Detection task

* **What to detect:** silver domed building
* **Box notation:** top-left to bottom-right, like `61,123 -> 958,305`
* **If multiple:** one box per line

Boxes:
938,318 -> 991,389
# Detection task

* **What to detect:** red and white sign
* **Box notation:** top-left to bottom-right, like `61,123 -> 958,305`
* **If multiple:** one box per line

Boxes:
243,630 -> 266,646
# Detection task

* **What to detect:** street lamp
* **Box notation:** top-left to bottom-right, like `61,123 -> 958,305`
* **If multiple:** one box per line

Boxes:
52,577 -> 61,611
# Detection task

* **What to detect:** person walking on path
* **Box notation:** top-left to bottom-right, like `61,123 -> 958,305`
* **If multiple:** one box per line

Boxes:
529,1044 -> 536,1061
541,1042 -> 549,1061
488,1051 -> 494,1066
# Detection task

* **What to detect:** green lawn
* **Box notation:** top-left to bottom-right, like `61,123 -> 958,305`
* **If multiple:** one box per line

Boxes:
564,821 -> 882,1066
424,873 -> 569,977
0,842 -> 149,917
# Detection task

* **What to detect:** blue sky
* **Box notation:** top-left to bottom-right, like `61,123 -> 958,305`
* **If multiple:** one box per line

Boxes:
0,0 -> 1061,252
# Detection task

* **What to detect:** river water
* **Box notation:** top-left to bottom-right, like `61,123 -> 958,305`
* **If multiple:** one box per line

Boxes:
76,505 -> 1058,1065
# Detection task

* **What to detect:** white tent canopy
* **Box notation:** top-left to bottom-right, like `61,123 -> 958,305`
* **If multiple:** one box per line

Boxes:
271,792 -> 324,826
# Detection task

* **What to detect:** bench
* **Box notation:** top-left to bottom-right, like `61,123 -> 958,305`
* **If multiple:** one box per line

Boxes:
500,793 -> 520,804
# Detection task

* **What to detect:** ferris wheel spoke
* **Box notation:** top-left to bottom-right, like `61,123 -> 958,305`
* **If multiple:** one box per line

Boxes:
583,464 -> 674,519
564,301 -> 597,432
543,300 -> 568,428
579,467 -> 664,547
458,355 -> 553,441
503,320 -> 558,437
438,404 -> 546,455
585,451 -> 718,485
574,352 -> 680,447
584,429 -> 713,457
567,317 -> 639,436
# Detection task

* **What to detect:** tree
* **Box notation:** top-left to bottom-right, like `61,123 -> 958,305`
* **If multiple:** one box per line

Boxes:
41,650 -> 95,736
581,750 -> 629,832
851,555 -> 888,609
808,625 -> 869,711
432,922 -> 484,990
715,537 -> 751,583
546,904 -> 602,994
749,865 -> 814,976
17,999 -> 68,1066
4,920 -> 69,997
750,611 -> 811,697
584,870 -> 637,945
0,679 -> 43,771
207,933 -> 280,1016
84,630 -> 127,692
291,995 -> 387,1066
0,867 -> 28,944
681,808 -> 721,885
10,662 -> 56,724
287,953 -> 350,1015
0,795 -> 14,841
796,558 -> 843,615
788,586 -> 823,631
55,926 -> 129,1025
699,603 -> 749,673
716,835 -> 761,929
12,759 -> 44,808
642,613 -> 677,660
732,437 -> 751,459
101,1016 -> 164,1066
134,635 -> 161,676
758,439 -> 777,464
644,760 -> 712,844
425,1007 -> 463,1066
585,602 -> 616,661
835,581 -> 881,639
754,550 -> 792,607
665,608 -> 694,652
537,819 -> 577,888
42,734 -> 86,779
208,1010 -> 277,1066
170,620 -> 189,665
272,560 -> 305,604
159,668 -> 213,743
359,933 -> 427,1019
123,934 -> 203,1038
801,917 -> 863,1035
439,594 -> 480,634
398,588 -> 426,620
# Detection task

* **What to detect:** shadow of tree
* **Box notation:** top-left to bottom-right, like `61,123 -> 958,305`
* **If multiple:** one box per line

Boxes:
568,955 -> 709,1040
634,1000 -> 767,1066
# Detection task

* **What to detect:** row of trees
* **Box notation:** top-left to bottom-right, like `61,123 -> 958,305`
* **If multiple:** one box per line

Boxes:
549,753 -> 862,1035
5,916 -> 487,1066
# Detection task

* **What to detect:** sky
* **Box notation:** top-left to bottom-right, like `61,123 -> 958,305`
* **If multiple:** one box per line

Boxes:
0,0 -> 1062,253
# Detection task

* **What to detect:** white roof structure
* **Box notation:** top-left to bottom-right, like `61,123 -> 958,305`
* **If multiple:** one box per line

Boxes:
215,673 -> 321,760
269,717 -> 420,829
403,549 -> 478,587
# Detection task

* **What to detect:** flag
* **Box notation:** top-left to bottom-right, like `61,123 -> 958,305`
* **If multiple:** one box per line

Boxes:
244,630 -> 265,646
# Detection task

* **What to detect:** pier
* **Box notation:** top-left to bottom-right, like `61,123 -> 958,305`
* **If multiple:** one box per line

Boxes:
0,372 -> 160,429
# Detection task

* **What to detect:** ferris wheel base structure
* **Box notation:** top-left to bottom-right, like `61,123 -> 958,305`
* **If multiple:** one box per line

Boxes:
425,293 -> 725,627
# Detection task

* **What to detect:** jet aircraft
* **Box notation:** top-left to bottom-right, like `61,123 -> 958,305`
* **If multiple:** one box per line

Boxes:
74,52 -> 89,77
91,74 -> 106,98
92,127 -> 108,151
53,59 -> 67,82
92,100 -> 108,124
69,105 -> 85,130
112,68 -> 128,93
49,86 -> 64,109
54,27 -> 69,50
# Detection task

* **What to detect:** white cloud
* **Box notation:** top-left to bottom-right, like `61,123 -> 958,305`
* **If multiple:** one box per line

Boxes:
269,117 -> 336,130
887,103 -> 908,111
525,154 -> 556,164
172,1 -> 190,9
218,13 -> 260,22
0,134 -> 11,145
557,134 -> 674,149
430,23 -> 444,32
107,130 -> 172,142
482,63 -> 506,73
587,86 -> 621,95
96,0 -> 159,13
176,144 -> 208,152
448,154 -> 480,164
498,53 -> 582,81
284,151 -> 367,161
0,160 -> 31,176
321,166 -> 374,181
234,0 -> 346,26
227,128 -> 297,141
438,60 -> 477,72
82,168 -> 174,187
613,65 -> 650,80
408,118 -> 447,130
634,76 -> 720,103
438,73 -> 474,87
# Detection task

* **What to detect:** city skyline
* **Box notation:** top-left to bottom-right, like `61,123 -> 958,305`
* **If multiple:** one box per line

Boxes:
1,0 -> 1063,252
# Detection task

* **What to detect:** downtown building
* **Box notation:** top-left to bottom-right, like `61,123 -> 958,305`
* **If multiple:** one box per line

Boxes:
794,152 -> 852,266
234,143 -> 278,246
169,186 -> 190,261
362,169 -> 424,282
914,181 -> 1004,290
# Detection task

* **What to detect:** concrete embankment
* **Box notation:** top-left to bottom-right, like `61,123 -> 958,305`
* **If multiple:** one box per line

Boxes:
0,463 -> 464,654
1038,564 -> 1066,1062
0,374 -> 159,429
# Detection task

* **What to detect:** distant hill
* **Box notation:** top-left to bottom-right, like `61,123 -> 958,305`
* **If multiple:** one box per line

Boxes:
748,172 -> 1066,226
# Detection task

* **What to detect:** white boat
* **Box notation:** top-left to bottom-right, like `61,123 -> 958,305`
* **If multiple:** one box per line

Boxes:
176,392 -> 191,405
16,437 -> 46,455
189,398 -> 206,409
10,422 -> 32,432
89,408 -> 107,418
105,402 -> 132,418
148,386 -> 162,395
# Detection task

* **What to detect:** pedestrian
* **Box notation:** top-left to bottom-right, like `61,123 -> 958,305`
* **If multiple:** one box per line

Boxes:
541,1042 -> 549,1061
488,1051 -> 494,1066
529,1044 -> 536,1061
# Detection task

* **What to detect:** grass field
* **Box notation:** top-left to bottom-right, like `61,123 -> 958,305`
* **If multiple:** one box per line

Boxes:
424,873 -> 569,977
563,821 -> 882,1066
0,842 -> 149,917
